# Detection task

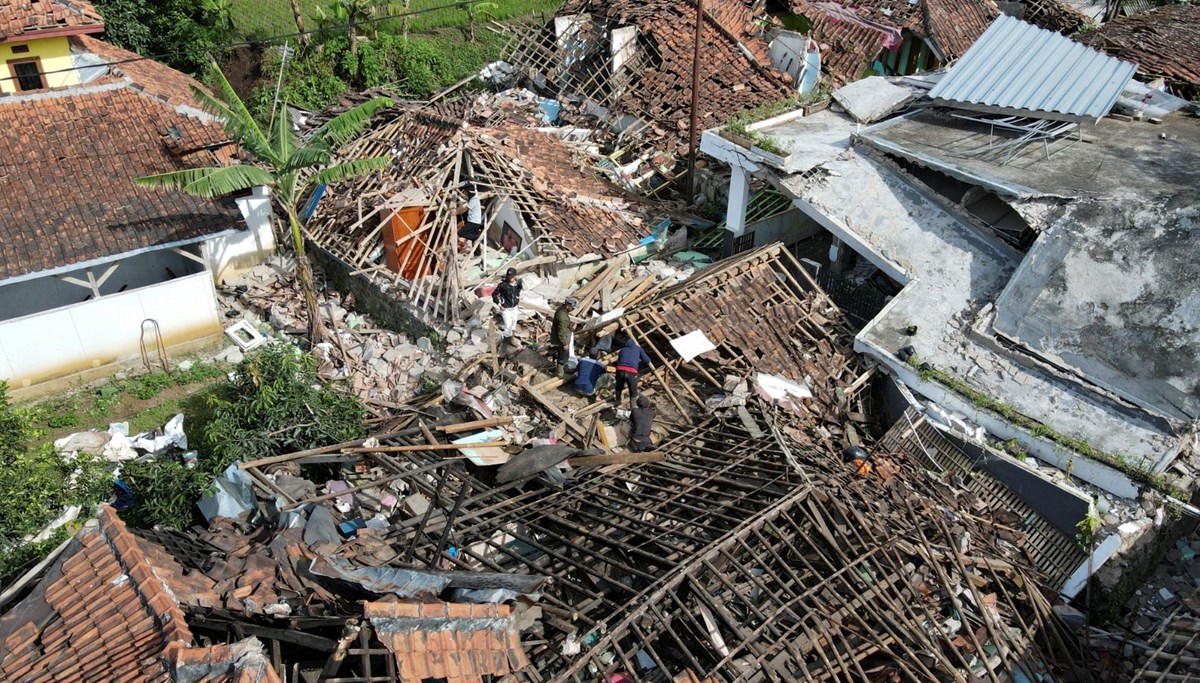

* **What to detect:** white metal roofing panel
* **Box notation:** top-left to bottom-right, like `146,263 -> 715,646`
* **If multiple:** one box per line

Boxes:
927,15 -> 1137,122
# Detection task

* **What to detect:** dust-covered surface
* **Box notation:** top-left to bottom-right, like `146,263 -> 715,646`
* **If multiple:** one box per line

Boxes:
995,201 -> 1200,423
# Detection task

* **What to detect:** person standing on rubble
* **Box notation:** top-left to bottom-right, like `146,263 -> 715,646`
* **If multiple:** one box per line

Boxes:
457,182 -> 489,255
629,396 -> 655,452
550,297 -> 577,378
613,337 -> 651,412
493,267 -> 523,341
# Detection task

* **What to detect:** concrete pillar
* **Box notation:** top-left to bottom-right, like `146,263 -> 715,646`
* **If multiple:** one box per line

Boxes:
722,165 -> 751,257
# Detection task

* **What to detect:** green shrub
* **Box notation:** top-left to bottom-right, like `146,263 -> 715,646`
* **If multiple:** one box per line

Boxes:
0,383 -> 111,582
126,371 -> 174,400
120,459 -> 209,530
202,344 -> 367,470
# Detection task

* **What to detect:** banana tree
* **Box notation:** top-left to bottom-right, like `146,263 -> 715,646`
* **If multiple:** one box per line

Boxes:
137,62 -> 392,343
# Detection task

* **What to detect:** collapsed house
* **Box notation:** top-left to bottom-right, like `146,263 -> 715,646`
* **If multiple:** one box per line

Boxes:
1077,3 -> 1200,99
3,245 -> 1093,680
701,14 -> 1199,550
0,506 -> 281,682
302,94 -> 678,325
503,0 -> 795,192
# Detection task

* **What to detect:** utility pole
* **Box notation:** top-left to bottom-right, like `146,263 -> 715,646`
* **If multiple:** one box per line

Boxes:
686,0 -> 704,203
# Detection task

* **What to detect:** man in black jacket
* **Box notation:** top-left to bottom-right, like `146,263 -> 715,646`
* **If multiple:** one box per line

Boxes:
492,267 -> 522,340
629,396 -> 655,452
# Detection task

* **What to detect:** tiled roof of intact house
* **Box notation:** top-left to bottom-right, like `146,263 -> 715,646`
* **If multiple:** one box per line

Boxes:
0,0 -> 103,43
0,77 -> 241,281
363,601 -> 528,683
0,506 -> 278,683
1077,4 -> 1200,93
71,34 -> 213,107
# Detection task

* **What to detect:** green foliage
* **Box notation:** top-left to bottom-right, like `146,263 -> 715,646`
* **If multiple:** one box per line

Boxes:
120,459 -> 209,530
726,98 -> 799,156
91,0 -> 231,74
126,371 -> 174,400
0,383 -> 111,582
0,528 -> 69,586
202,344 -> 366,470
1076,509 -> 1101,548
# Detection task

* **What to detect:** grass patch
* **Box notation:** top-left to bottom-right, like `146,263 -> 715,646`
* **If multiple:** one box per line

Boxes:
230,0 -> 561,40
29,359 -> 229,438
725,98 -> 799,156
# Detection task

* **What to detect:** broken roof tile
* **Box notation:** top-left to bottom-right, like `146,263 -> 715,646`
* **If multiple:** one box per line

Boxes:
0,0 -> 103,43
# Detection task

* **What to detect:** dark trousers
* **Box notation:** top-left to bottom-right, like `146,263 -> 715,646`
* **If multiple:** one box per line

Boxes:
629,435 -> 652,452
614,370 -> 638,404
551,344 -> 569,366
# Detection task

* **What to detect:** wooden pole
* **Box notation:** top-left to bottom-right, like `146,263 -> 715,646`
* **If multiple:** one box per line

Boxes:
686,0 -> 705,201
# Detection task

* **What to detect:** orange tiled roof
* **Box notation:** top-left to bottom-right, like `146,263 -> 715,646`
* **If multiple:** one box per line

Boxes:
364,601 -> 528,683
0,506 -> 283,682
71,34 -> 213,107
0,0 -> 103,43
0,506 -> 194,681
0,72 -> 240,280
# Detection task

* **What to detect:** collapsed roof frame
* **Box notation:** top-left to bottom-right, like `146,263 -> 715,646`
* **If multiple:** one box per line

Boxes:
331,402 -> 1090,682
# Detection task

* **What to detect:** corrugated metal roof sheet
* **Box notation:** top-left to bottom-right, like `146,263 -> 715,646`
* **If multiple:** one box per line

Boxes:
927,14 -> 1137,122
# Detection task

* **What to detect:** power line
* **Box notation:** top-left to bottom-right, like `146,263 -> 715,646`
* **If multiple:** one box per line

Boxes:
0,0 -> 482,85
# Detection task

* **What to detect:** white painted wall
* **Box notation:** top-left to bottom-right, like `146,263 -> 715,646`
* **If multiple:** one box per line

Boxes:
768,30 -> 808,85
489,196 -> 533,254
205,187 -> 276,284
0,272 -> 222,388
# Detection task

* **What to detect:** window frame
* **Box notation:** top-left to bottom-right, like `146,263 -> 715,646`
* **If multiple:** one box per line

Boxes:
7,57 -> 46,92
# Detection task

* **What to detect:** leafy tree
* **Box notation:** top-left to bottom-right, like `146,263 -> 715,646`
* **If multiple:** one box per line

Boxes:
318,0 -> 388,56
91,0 -> 228,74
462,2 -> 497,42
137,61 -> 392,343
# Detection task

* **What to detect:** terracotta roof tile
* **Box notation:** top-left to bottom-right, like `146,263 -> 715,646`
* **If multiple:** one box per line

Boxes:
0,505 -> 190,682
0,78 -> 242,280
365,601 -> 528,683
1078,4 -> 1200,92
0,0 -> 103,43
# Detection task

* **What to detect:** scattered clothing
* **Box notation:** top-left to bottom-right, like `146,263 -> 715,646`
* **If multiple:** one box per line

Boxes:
629,405 -> 656,452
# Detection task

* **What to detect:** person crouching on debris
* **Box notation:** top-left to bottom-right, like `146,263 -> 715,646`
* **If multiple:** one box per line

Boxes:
493,267 -> 523,341
550,297 -> 577,378
614,337 -> 652,412
629,396 -> 655,452
574,347 -> 611,398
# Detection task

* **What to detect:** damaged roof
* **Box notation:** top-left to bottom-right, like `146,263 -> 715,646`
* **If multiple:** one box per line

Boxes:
514,0 -> 793,155
0,38 -> 242,282
0,506 -> 280,683
1077,4 -> 1200,95
305,98 -> 656,280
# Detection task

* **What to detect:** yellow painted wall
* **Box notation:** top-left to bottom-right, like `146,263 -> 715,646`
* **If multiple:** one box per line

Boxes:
0,36 -> 80,94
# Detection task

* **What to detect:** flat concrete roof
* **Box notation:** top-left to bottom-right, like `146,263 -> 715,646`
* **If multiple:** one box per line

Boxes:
777,151 -> 1181,471
858,109 -> 1200,200
749,109 -> 856,174
995,201 -> 1200,423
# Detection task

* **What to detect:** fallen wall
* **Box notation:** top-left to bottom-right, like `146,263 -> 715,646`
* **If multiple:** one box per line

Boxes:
309,242 -> 433,340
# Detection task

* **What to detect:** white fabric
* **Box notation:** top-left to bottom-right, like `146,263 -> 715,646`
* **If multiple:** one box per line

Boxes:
669,330 -> 717,362
501,307 -> 520,338
467,195 -> 483,223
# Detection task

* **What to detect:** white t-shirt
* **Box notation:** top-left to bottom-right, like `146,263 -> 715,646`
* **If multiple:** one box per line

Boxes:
466,195 -> 483,224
